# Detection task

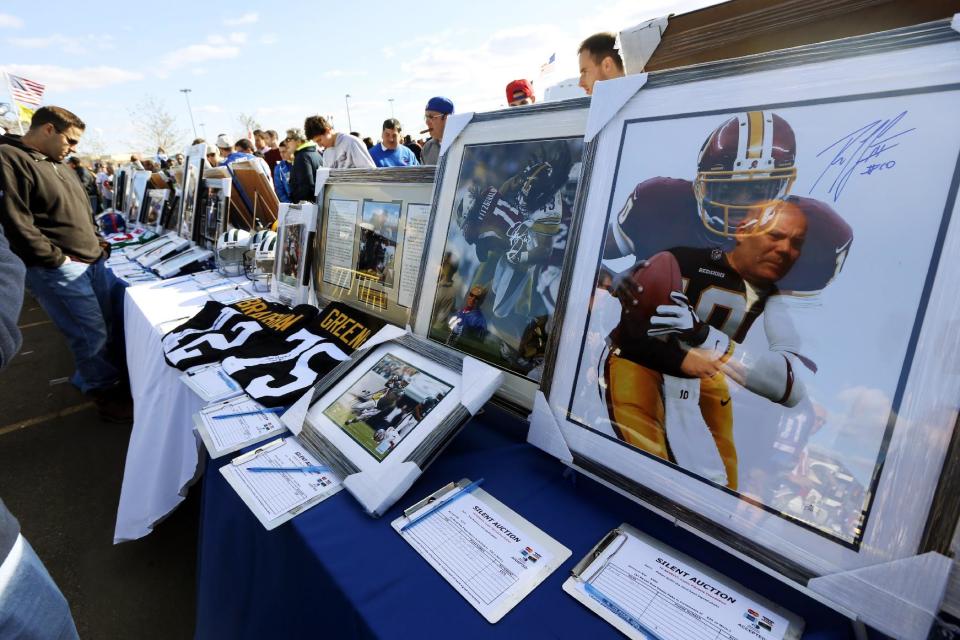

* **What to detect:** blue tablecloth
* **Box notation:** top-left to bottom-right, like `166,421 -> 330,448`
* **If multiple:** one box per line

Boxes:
195,406 -> 856,639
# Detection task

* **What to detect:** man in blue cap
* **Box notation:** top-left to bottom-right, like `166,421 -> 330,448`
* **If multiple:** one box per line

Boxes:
421,96 -> 454,165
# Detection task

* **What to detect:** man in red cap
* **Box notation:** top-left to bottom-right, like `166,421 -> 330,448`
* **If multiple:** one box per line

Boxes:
506,79 -> 535,107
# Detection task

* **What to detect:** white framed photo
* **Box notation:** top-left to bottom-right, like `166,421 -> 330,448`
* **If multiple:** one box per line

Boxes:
410,100 -> 589,413
538,26 -> 960,580
272,202 -> 317,305
178,142 -> 206,242
315,167 -> 436,327
301,331 -> 502,516
143,188 -> 170,233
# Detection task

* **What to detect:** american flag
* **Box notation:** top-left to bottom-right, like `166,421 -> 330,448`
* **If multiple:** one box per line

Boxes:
540,53 -> 556,75
8,74 -> 45,107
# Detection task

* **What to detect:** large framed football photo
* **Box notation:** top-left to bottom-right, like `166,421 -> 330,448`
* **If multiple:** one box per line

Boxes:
314,167 -> 436,326
539,24 -> 960,581
411,100 -> 589,413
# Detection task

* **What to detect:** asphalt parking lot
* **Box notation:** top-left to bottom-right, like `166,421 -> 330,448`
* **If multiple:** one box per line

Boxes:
0,296 -> 197,638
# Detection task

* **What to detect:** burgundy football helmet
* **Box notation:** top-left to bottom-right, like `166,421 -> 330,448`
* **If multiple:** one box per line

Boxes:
694,111 -> 797,237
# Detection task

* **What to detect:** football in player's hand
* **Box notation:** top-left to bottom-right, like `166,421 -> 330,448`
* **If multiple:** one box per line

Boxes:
617,251 -> 682,323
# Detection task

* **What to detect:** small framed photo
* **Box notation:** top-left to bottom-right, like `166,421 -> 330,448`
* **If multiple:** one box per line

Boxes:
272,202 -> 317,305
300,331 -> 502,516
315,167 -> 436,326
536,24 -> 960,583
410,100 -> 589,413
199,177 -> 231,249
127,170 -> 151,226
178,142 -> 206,242
143,188 -> 170,232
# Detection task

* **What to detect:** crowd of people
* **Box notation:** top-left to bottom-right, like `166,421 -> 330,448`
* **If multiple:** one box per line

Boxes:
0,31 -> 625,637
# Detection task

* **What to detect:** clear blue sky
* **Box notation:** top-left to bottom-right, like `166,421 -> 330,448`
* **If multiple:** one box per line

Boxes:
0,0 -> 719,155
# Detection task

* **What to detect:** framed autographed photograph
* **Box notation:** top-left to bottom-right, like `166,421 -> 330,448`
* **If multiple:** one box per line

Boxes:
127,170 -> 151,225
299,330 -> 502,516
314,167 -> 435,326
178,142 -> 206,242
536,23 -> 960,587
410,100 -> 589,413
199,177 -> 231,249
272,202 -> 316,305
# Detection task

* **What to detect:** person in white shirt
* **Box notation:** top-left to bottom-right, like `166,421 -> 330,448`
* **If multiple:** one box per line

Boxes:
308,116 -> 375,169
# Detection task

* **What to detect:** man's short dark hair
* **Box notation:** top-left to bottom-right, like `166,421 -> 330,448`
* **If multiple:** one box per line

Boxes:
304,115 -> 331,140
29,106 -> 85,132
235,138 -> 254,152
191,138 -> 205,145
382,118 -> 401,132
578,32 -> 624,71
67,156 -> 81,166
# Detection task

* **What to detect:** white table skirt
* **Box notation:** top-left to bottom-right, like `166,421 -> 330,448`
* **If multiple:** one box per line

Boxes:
113,275 -> 248,543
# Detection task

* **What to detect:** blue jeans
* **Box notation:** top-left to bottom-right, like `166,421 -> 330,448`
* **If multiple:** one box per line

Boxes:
24,256 -> 122,393
0,535 -> 79,640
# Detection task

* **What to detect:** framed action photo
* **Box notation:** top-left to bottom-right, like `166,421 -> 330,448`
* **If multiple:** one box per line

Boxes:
538,24 -> 960,579
127,170 -> 151,226
178,142 -> 206,242
300,330 -> 502,516
113,165 -> 130,216
272,202 -> 316,305
314,167 -> 435,326
410,100 -> 589,413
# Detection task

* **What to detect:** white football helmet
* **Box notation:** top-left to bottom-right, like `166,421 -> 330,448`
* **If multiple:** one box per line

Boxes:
244,230 -> 277,291
216,228 -> 252,276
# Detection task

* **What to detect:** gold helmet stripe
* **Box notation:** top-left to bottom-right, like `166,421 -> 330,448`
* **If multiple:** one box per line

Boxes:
745,111 -> 764,159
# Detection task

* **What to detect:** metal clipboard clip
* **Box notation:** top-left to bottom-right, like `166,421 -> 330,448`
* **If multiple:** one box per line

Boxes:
230,437 -> 286,466
569,528 -> 628,583
402,479 -> 466,519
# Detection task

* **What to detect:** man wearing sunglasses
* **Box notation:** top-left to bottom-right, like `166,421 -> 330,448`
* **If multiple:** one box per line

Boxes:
0,106 -> 131,422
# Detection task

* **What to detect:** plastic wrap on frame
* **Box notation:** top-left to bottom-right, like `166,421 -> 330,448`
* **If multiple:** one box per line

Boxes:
535,20 -> 960,636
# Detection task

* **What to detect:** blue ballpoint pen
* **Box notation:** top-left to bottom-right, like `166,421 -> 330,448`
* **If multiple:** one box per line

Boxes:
400,478 -> 484,532
246,465 -> 330,474
212,407 -> 288,420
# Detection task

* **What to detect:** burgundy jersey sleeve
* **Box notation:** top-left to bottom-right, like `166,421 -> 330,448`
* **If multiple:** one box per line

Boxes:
777,196 -> 853,293
605,177 -> 728,261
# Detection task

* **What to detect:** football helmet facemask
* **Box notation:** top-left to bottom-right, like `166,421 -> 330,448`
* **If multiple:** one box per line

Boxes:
244,229 -> 277,291
215,228 -> 252,276
694,111 -> 797,237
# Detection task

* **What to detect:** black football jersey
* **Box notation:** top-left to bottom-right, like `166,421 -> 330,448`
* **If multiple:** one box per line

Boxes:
162,298 -> 317,370
221,301 -> 386,408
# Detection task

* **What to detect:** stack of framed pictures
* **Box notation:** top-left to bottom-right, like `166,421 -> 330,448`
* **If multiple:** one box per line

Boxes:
113,165 -> 131,215
314,167 -> 435,326
299,330 -> 503,517
528,18 -> 960,637
410,100 -> 589,414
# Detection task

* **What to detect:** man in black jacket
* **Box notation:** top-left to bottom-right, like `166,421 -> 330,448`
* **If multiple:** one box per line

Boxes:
288,119 -> 323,203
0,106 -> 130,421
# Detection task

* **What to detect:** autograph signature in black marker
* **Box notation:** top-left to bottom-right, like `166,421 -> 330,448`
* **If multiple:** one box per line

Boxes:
810,110 -> 915,202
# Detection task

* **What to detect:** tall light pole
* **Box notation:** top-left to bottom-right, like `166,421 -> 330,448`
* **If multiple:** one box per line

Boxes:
388,98 -> 395,118
344,94 -> 353,132
199,122 -> 207,138
180,88 -> 197,138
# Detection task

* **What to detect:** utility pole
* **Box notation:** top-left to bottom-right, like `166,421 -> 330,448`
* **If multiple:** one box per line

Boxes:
179,88 -> 197,138
345,94 -> 353,132
388,98 -> 395,118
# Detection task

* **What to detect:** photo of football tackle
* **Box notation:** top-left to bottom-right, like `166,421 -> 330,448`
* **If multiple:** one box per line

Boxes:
357,200 -> 401,288
565,97 -> 954,545
428,137 -> 584,379
323,354 -> 451,461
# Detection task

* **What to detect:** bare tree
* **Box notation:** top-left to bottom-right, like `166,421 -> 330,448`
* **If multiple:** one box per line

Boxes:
128,94 -> 187,154
237,112 -> 262,140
